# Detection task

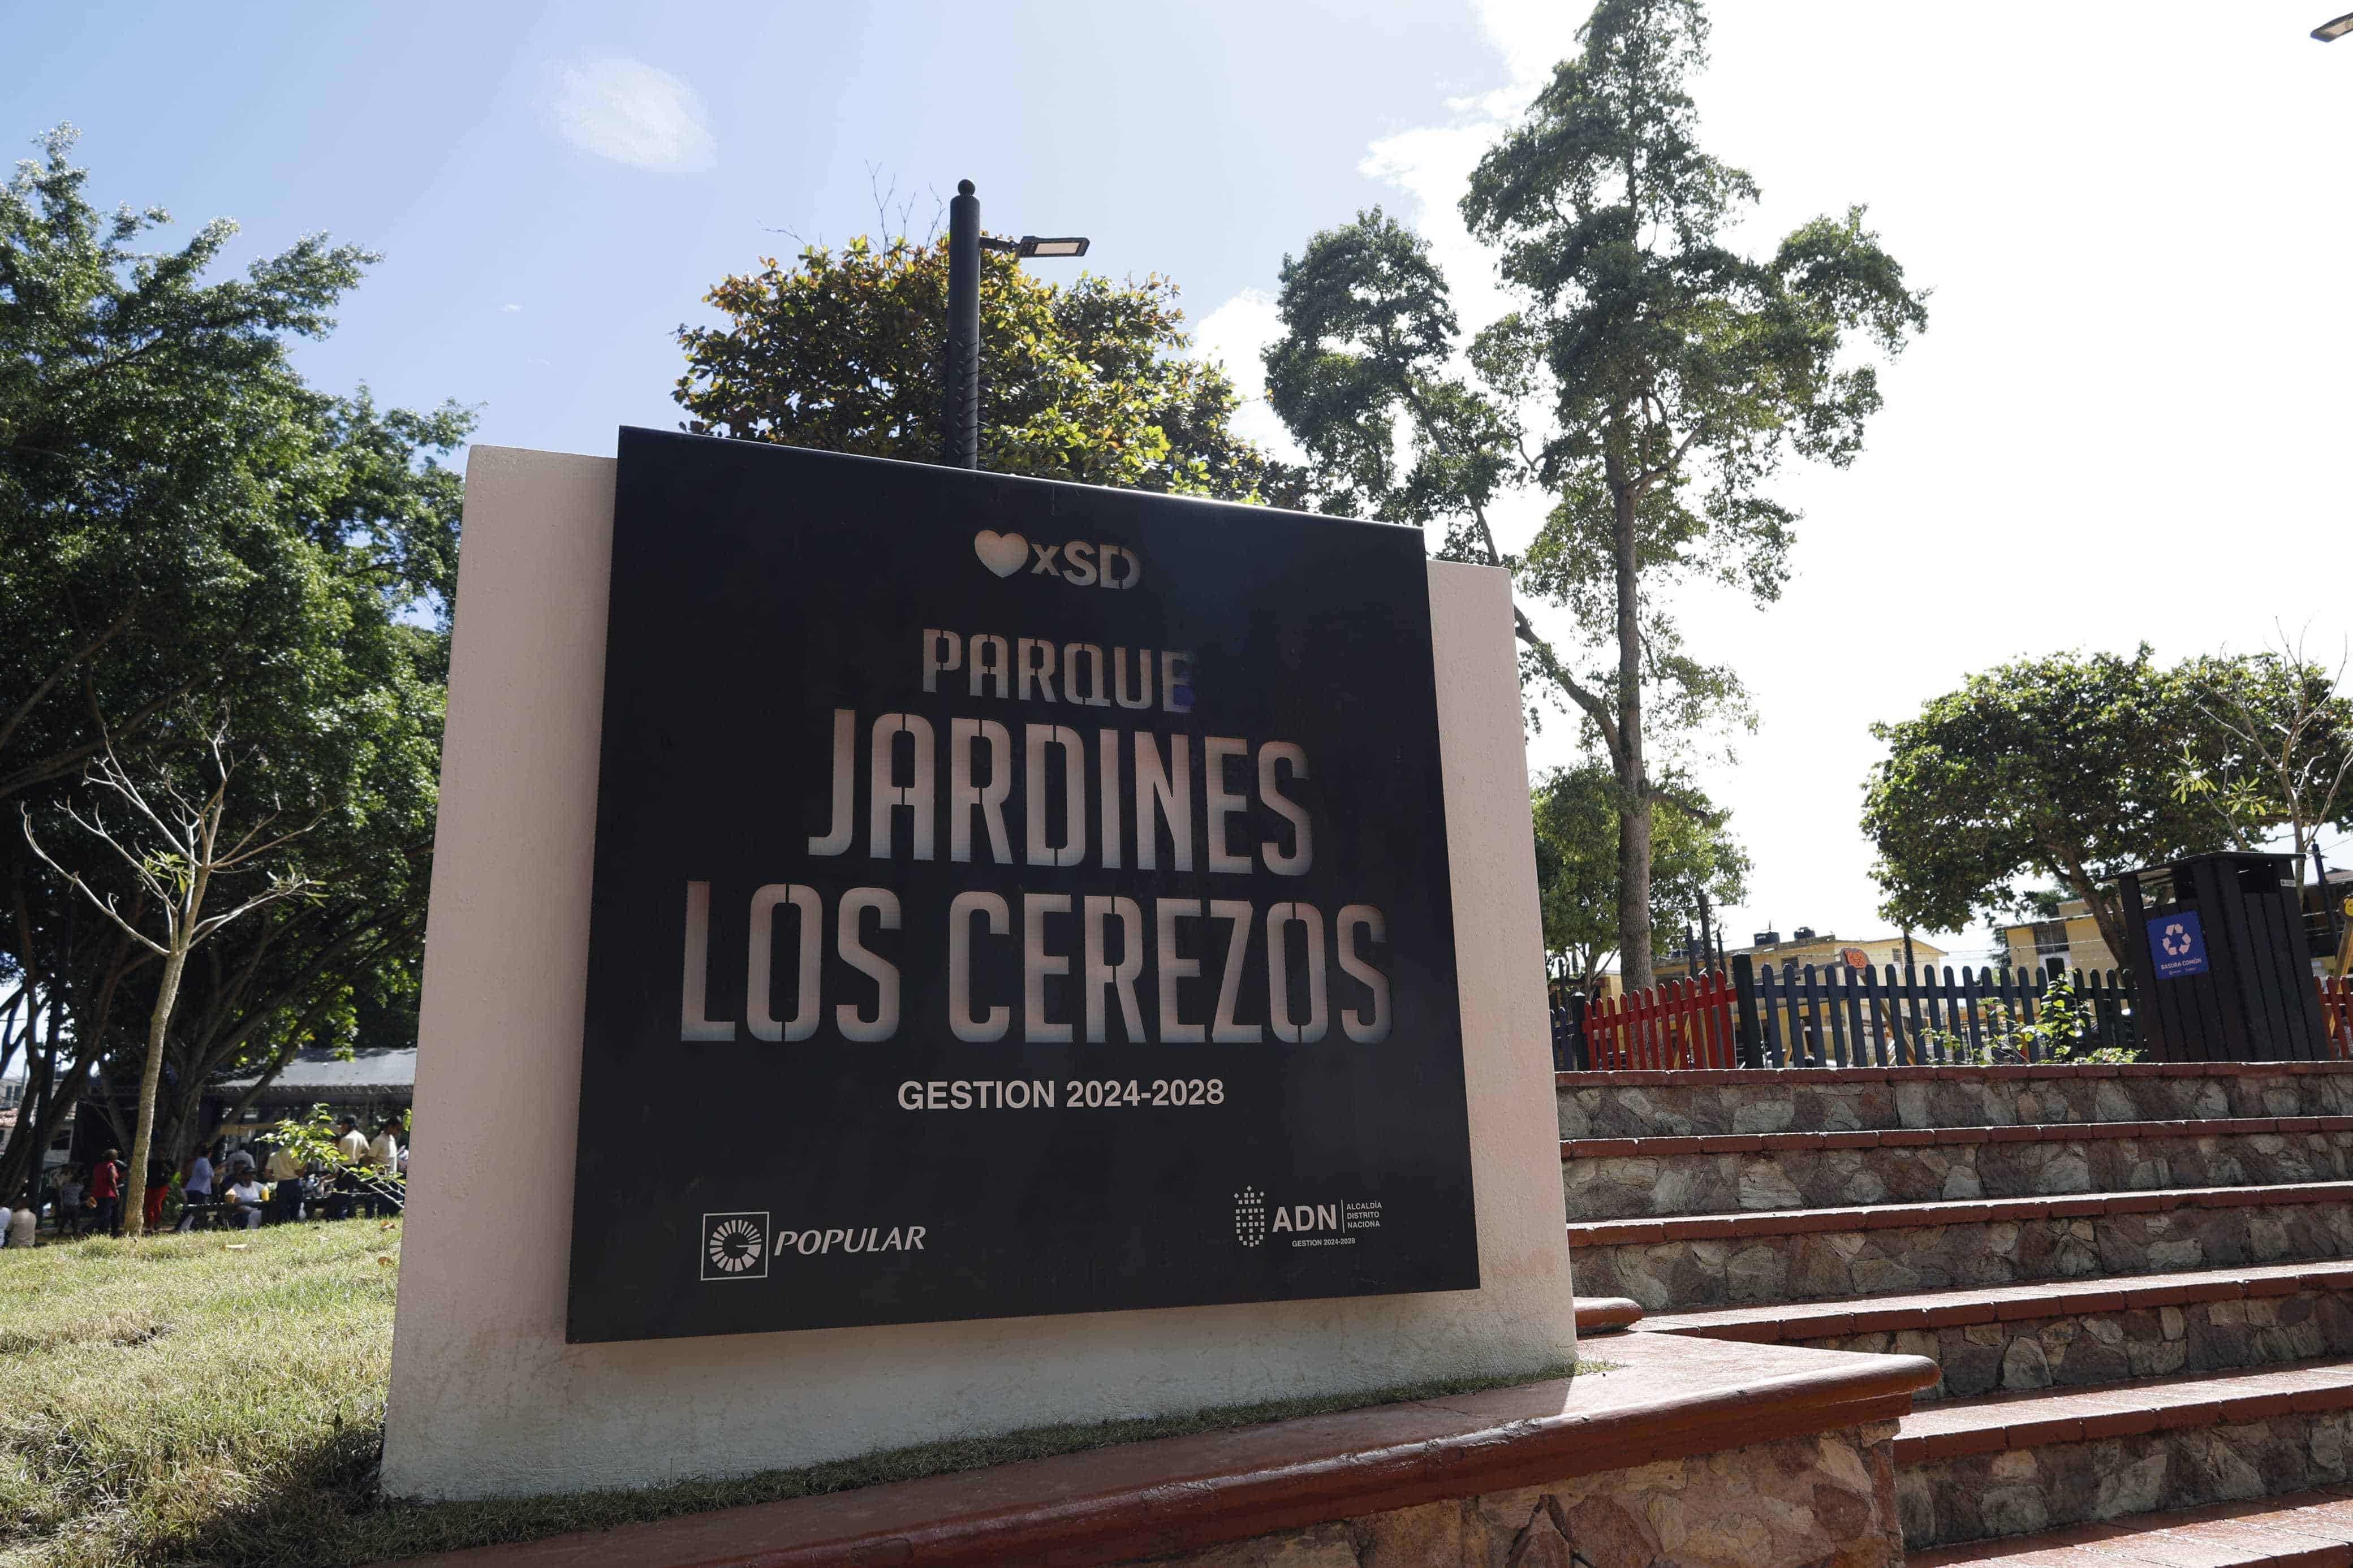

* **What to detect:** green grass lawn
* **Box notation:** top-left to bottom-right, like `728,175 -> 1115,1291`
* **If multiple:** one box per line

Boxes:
1,1222 -> 1597,1568
0,1221 -> 399,1568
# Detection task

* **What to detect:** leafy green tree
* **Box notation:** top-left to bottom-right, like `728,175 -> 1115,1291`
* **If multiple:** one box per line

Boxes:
1265,0 -> 1925,989
675,235 -> 1303,504
2170,639 -> 2353,877
1863,648 -> 2229,972
1533,762 -> 1748,991
0,127 -> 465,1209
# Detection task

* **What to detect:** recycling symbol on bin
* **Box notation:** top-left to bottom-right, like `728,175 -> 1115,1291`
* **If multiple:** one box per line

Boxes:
2160,922 -> 2192,958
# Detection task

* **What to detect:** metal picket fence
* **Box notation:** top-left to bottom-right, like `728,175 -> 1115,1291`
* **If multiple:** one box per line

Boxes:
1553,958 -> 2139,1071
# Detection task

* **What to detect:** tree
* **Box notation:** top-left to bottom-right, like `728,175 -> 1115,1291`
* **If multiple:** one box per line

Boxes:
675,235 -> 1304,504
1533,762 -> 1748,991
0,127 -> 467,1208
2170,637 -> 2353,878
23,726 -> 318,1234
1862,648 -> 2230,971
1265,0 -> 1925,990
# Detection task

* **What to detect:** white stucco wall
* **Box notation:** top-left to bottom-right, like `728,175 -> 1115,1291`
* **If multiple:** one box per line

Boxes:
380,445 -> 1574,1501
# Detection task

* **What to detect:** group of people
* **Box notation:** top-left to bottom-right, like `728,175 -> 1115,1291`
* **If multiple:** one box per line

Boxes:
0,1115 -> 407,1245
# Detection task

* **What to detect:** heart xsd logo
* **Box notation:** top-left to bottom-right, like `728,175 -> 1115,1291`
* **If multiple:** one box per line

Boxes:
973,530 -> 1027,577
972,530 -> 1143,590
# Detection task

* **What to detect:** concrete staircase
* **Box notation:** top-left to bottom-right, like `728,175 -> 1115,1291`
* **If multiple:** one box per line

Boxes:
1562,1061 -> 2353,1566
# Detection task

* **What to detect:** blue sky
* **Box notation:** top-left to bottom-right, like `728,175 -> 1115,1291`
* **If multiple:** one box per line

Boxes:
12,0 -> 1497,457
13,1 -> 2353,962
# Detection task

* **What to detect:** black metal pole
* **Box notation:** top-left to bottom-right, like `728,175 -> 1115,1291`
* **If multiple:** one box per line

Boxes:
942,179 -> 982,469
2319,843 -> 2346,955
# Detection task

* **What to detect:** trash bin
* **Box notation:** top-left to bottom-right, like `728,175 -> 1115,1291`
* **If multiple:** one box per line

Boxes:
2119,852 -> 2329,1062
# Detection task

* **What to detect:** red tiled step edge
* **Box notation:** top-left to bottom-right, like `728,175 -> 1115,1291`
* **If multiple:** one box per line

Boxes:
1574,1295 -> 1644,1333
377,1334 -> 1934,1568
1908,1483 -> 2353,1566
1564,1115 -> 2353,1160
1558,1061 -> 2353,1090
1893,1357 -> 2353,1464
1564,1181 -> 2353,1249
1641,1261 -> 2353,1344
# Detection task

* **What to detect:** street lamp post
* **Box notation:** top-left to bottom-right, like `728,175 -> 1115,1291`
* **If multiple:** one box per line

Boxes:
940,179 -> 1090,470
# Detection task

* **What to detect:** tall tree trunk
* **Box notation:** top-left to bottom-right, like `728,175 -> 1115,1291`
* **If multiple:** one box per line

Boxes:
119,941 -> 189,1238
2062,866 -> 2132,984
1610,456 -> 1653,992
11,993 -> 48,1204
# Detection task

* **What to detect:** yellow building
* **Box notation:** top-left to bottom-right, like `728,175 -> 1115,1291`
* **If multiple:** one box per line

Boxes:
1569,927 -> 1950,1000
1726,927 -> 1949,975
1997,899 -> 2122,977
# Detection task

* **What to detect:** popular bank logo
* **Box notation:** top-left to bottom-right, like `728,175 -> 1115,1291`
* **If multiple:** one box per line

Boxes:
972,530 -> 1141,589
700,1211 -> 769,1281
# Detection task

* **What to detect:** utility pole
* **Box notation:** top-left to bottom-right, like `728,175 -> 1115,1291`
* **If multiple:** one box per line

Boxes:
942,180 -> 983,470
938,180 -> 1088,470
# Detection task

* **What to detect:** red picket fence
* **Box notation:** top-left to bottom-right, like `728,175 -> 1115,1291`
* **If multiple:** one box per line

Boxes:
1581,971 -> 1739,1070
2324,976 -> 2353,1061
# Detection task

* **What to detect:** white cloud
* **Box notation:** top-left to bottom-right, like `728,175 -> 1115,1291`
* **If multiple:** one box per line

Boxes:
540,50 -> 716,174
1358,0 -> 1580,335
501,303 -> 523,313
1190,3 -> 1578,473
1191,288 -> 1301,463
1470,0 -> 1581,88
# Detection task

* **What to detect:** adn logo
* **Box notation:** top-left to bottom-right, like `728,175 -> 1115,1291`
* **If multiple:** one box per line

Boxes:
1233,1186 -> 1268,1248
701,1211 -> 769,1281
972,530 -> 1141,589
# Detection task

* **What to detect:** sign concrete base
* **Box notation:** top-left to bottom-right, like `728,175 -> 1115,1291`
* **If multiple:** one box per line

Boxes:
381,446 -> 1574,1501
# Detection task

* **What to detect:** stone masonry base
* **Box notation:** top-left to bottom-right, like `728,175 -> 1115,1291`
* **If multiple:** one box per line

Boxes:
1144,1422 -> 1906,1568
1900,1409 -> 2353,1550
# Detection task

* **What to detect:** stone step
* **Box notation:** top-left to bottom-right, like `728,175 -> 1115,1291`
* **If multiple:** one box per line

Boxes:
1895,1358 -> 2353,1550
1558,1062 -> 2353,1143
1643,1262 -> 2353,1402
1909,1484 -> 2353,1565
1562,1117 -> 2353,1220
1567,1182 -> 2353,1313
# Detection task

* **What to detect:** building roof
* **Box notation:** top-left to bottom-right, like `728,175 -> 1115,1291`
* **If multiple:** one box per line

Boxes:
214,1046 -> 418,1103
1723,933 -> 1948,962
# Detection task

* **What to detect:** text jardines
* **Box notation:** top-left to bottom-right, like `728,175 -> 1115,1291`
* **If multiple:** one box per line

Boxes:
677,627 -> 1395,1048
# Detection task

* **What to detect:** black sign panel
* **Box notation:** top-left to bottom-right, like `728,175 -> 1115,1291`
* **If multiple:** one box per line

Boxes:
564,429 -> 1476,1342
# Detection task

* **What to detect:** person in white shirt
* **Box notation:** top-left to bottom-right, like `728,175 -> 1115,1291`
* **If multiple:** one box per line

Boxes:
7,1203 -> 37,1247
363,1120 -> 404,1216
222,1176 -> 265,1229
176,1148 -> 217,1232
0,1204 -> 12,1247
331,1118 -> 368,1220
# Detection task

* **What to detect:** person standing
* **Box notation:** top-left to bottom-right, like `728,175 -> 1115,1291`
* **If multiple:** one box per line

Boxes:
332,1117 -> 368,1220
264,1143 -> 303,1224
175,1148 -> 214,1232
144,1159 -> 171,1233
90,1150 -> 124,1236
367,1118 -> 403,1217
54,1168 -> 85,1239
